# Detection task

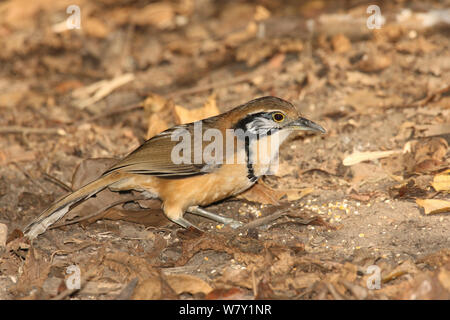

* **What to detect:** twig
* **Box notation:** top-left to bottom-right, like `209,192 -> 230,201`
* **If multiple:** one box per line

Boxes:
237,207 -> 291,231
12,163 -> 47,194
0,126 -> 66,136
42,173 -> 72,192
73,73 -> 135,109
73,103 -> 143,125
343,149 -> 402,166
399,84 -> 450,109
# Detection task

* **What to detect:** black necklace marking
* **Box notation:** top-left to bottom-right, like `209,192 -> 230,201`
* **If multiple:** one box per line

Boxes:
244,136 -> 258,183
233,112 -> 282,183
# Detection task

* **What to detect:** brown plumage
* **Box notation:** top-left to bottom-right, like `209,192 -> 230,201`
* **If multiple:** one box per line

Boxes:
24,96 -> 325,239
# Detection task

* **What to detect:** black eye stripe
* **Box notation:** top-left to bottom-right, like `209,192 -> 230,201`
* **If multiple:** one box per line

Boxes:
233,112 -> 271,131
233,111 -> 287,131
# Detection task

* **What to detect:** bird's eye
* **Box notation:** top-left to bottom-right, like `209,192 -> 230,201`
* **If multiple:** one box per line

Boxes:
272,112 -> 285,122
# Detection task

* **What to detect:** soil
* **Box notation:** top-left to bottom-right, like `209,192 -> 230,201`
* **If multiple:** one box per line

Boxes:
0,0 -> 449,300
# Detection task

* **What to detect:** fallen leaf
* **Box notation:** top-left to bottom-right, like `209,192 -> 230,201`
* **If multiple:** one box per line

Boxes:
286,272 -> 321,290
237,182 -> 282,205
416,199 -> 450,215
143,93 -> 170,113
357,53 -> 391,72
395,37 -> 437,54
389,180 -> 428,199
224,21 -> 257,47
132,276 -> 162,300
131,2 -> 175,29
284,188 -> 314,201
173,94 -> 220,124
165,274 -> 213,295
147,113 -> 169,139
216,267 -> 253,289
438,268 -> 450,292
331,34 -> 351,53
13,247 -> 51,295
432,170 -> 450,192
83,17 -> 110,39
403,137 -> 448,173
237,181 -> 313,205
254,5 -> 270,21
206,287 -> 251,300
0,145 -> 36,165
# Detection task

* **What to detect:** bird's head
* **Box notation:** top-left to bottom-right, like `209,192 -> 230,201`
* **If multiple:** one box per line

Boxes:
230,96 -> 326,136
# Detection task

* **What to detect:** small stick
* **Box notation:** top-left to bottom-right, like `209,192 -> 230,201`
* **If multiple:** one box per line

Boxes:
73,103 -> 143,125
0,126 -> 66,136
237,207 -> 290,231
42,173 -> 72,192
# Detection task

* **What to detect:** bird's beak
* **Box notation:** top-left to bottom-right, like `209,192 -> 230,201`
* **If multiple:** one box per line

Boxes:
286,117 -> 326,133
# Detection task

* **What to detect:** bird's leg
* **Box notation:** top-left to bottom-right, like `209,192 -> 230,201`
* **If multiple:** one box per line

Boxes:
170,216 -> 202,231
186,206 -> 243,229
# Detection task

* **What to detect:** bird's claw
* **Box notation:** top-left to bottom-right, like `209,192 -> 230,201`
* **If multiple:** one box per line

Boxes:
221,217 -> 244,229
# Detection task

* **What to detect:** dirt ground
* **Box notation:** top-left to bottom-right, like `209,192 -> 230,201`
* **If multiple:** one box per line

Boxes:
0,0 -> 449,300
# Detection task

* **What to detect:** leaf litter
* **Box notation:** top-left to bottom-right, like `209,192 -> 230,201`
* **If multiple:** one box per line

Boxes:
0,0 -> 449,300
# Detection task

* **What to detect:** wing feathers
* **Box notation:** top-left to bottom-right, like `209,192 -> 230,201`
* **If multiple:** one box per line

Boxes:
104,124 -> 222,177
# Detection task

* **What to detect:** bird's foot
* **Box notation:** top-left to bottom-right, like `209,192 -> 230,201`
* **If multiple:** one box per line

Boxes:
187,206 -> 243,229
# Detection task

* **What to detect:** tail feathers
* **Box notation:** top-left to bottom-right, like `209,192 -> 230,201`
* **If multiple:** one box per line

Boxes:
24,172 -> 126,240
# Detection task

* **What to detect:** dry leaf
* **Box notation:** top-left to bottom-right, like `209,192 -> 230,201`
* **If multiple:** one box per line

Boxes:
331,34 -> 351,53
14,247 -> 51,295
165,274 -> 213,295
438,269 -> 450,292
395,37 -> 437,54
147,113 -> 169,139
237,183 -> 282,205
254,5 -> 270,21
357,54 -> 391,72
286,272 -> 320,290
284,188 -> 314,201
416,199 -> 450,215
0,145 -> 36,165
224,21 -> 257,47
83,17 -> 109,39
132,276 -> 162,300
237,181 -> 313,204
131,2 -> 175,29
216,267 -> 253,289
206,287 -> 252,300
403,137 -> 448,173
432,170 -> 450,192
173,94 -> 220,124
143,93 -> 169,113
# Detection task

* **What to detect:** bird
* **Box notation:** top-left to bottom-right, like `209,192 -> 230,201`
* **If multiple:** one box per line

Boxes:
24,96 -> 326,239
